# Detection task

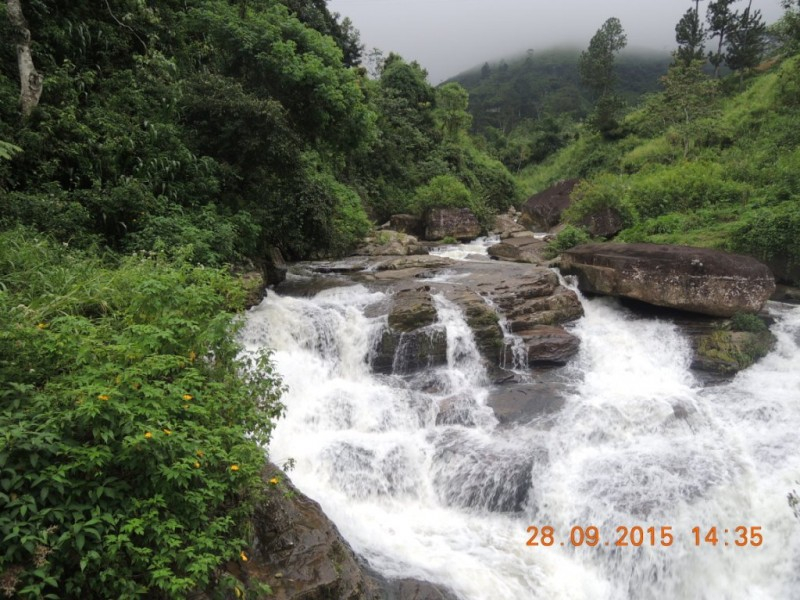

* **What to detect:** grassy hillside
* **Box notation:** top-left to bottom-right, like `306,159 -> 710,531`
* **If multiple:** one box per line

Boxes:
518,55 -> 800,284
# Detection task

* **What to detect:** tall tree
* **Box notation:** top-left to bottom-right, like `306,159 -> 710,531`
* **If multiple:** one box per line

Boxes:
676,1 -> 707,66
6,0 -> 43,117
579,17 -> 628,136
707,0 -> 738,77
726,1 -> 768,86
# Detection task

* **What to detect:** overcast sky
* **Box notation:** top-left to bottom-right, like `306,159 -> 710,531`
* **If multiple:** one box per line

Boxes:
328,0 -> 787,83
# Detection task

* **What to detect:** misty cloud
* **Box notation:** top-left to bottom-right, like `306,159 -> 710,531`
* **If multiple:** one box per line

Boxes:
328,0 -> 786,83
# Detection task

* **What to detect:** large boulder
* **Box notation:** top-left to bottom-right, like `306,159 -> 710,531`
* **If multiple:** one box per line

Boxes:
389,214 -> 424,237
424,208 -> 481,242
355,230 -> 428,257
240,465 -> 458,600
578,206 -> 625,238
692,330 -> 777,374
265,246 -> 288,285
488,236 -> 548,265
509,326 -> 581,365
519,179 -> 579,231
561,243 -> 776,317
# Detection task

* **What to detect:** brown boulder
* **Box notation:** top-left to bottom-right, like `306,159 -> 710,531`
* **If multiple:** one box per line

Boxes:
519,179 -> 579,231
356,231 -> 428,257
510,326 -> 580,365
488,236 -> 548,265
562,243 -> 776,317
389,214 -> 424,237
241,466 -> 457,600
578,206 -> 625,238
424,208 -> 481,242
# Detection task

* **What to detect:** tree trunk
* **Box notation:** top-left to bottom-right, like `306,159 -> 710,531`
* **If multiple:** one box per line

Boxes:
7,0 -> 43,118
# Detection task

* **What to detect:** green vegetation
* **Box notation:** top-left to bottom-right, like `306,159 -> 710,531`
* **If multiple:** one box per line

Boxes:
517,1 -> 800,285
545,225 -> 592,258
0,229 -> 284,598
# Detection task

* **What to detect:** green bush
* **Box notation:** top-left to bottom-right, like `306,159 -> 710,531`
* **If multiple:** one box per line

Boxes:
412,174 -> 493,233
730,312 -> 768,333
563,173 -> 638,229
545,225 -> 592,257
0,230 -> 284,598
730,201 -> 800,268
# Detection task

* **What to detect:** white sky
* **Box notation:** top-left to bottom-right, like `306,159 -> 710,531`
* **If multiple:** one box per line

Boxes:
328,0 -> 787,83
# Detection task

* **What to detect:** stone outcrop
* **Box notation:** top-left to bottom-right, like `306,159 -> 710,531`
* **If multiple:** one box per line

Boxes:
561,243 -> 776,317
389,214 -> 424,237
356,231 -> 428,257
519,179 -> 579,231
487,236 -> 548,265
508,326 -> 580,366
692,330 -> 777,374
424,208 -> 481,242
238,465 -> 457,600
266,246 -> 288,285
492,211 -> 528,239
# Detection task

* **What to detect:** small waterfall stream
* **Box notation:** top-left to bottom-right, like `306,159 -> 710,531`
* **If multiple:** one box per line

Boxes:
241,271 -> 800,600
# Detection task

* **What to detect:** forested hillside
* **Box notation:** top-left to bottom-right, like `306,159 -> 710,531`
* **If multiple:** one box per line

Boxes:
0,0 -> 515,265
519,1 -> 800,286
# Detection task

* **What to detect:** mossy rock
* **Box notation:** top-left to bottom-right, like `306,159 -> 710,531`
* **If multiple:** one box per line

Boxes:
693,329 -> 776,374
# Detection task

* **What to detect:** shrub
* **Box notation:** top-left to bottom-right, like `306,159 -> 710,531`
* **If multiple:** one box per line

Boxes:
0,230 -> 284,598
730,201 -> 800,268
563,174 -> 638,229
545,225 -> 591,257
730,312 -> 768,333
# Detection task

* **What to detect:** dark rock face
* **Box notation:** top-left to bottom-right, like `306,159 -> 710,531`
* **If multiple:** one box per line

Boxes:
519,179 -> 579,231
387,288 -> 438,332
487,382 -> 567,425
562,243 -> 776,317
389,214 -> 424,237
266,246 -> 288,285
371,328 -> 448,375
242,466 -> 458,600
424,208 -> 481,242
578,206 -> 624,238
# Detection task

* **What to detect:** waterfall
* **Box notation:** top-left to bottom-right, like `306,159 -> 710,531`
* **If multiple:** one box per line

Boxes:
243,279 -> 800,600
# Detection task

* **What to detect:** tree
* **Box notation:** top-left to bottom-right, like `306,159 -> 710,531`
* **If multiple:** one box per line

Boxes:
726,0 -> 767,85
707,0 -> 738,77
481,62 -> 491,79
647,60 -> 721,156
773,0 -> 800,53
579,17 -> 628,137
435,83 -> 472,141
675,1 -> 707,66
6,0 -> 43,117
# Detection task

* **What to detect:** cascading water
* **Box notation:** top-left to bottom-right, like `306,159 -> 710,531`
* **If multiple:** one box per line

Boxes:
242,274 -> 800,600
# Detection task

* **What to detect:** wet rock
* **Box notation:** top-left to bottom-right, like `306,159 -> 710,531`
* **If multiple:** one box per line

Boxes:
692,330 -> 777,374
356,230 -> 428,257
387,288 -> 438,332
511,326 -> 580,365
562,243 -> 776,317
389,214 -> 425,237
436,396 -> 478,426
488,236 -> 548,264
239,466 -> 459,600
519,179 -> 579,231
266,246 -> 288,285
371,328 -> 448,375
487,383 -> 567,425
424,208 -> 481,242
446,288 -> 504,364
773,284 -> 800,304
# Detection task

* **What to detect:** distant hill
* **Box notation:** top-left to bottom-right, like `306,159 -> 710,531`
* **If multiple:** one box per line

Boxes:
447,47 -> 672,134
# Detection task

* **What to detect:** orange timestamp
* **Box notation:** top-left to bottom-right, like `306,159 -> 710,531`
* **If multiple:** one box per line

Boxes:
526,525 -> 764,548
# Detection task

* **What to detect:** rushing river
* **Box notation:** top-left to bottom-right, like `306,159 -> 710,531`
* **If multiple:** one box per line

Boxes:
241,256 -> 800,600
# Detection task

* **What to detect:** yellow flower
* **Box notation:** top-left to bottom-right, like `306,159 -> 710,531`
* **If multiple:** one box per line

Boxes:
188,351 -> 197,362
97,394 -> 110,401
269,477 -> 279,485
196,450 -> 205,458
240,551 -> 248,562
144,432 -> 153,439
182,404 -> 190,409
162,428 -> 172,436
36,322 -> 48,330
182,394 -> 193,401
230,464 -> 240,472
194,461 -> 201,469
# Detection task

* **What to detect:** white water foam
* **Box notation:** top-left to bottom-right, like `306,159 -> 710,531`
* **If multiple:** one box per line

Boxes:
243,281 -> 800,600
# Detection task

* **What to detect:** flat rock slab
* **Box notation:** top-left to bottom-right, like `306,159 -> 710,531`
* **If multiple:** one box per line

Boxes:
562,243 -> 775,317
487,382 -> 568,425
